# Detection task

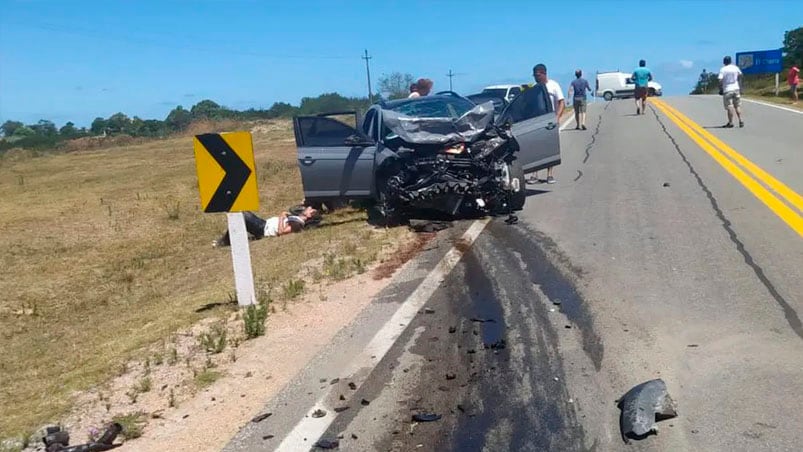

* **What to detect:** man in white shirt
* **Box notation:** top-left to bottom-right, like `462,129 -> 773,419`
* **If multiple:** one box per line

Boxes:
533,63 -> 564,184
718,55 -> 744,128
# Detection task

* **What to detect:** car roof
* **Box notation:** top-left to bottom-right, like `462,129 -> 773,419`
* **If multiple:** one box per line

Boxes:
483,84 -> 519,89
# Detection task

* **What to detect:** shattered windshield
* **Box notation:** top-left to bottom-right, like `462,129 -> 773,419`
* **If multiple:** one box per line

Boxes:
381,101 -> 495,144
387,97 -> 476,119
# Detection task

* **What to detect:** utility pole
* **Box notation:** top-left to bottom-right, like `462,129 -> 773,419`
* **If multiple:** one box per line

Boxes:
447,69 -> 455,91
362,49 -> 373,102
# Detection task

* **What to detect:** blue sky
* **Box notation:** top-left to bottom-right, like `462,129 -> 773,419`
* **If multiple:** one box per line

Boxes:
1,0 -> 801,127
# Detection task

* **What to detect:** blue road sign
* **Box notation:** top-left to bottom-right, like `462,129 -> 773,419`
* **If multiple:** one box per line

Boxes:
735,49 -> 783,74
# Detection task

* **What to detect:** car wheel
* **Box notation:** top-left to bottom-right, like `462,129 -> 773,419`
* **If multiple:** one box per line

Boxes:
508,159 -> 526,211
648,88 -> 656,96
603,92 -> 613,101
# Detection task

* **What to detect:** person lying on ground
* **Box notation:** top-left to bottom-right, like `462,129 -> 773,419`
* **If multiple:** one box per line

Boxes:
213,205 -> 320,247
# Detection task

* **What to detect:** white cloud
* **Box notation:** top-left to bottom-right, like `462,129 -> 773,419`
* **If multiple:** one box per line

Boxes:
679,60 -> 694,69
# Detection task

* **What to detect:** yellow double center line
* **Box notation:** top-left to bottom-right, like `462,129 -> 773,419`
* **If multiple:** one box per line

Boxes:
650,98 -> 803,238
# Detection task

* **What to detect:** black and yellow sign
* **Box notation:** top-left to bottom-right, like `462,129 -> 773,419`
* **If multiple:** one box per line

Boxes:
193,132 -> 259,213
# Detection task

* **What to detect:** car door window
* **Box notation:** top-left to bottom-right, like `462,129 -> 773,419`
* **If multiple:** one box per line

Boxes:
296,116 -> 357,147
502,84 -> 551,123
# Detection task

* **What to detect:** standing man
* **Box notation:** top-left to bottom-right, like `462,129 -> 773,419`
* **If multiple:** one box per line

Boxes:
789,63 -> 800,104
631,59 -> 652,115
531,63 -> 565,184
570,69 -> 592,130
718,56 -> 744,128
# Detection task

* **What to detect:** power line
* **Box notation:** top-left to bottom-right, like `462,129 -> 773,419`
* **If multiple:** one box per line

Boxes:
446,70 -> 466,91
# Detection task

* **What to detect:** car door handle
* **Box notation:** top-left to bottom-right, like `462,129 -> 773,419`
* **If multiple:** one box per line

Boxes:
545,122 -> 557,130
301,157 -> 315,165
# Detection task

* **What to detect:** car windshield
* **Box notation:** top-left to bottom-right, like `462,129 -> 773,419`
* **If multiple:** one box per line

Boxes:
481,88 -> 509,98
388,97 -> 476,119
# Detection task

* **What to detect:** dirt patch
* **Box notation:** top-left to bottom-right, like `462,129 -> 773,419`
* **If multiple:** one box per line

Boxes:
372,233 -> 436,280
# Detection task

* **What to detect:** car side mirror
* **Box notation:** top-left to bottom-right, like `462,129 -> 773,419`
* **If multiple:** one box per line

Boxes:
344,134 -> 373,147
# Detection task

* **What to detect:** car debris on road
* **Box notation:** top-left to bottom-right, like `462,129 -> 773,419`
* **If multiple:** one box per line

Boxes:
618,378 -> 678,443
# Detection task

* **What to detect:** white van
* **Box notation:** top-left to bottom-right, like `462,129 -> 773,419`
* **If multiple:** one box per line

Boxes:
481,85 -> 522,102
595,71 -> 662,101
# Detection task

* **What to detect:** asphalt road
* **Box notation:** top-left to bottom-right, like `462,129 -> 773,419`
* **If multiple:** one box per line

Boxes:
225,96 -> 803,451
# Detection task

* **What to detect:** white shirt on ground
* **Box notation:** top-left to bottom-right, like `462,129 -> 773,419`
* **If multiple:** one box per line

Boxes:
263,216 -> 280,237
545,79 -> 565,111
718,64 -> 742,93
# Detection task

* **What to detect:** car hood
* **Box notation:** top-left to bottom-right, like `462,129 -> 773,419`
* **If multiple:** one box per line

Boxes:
381,101 -> 495,144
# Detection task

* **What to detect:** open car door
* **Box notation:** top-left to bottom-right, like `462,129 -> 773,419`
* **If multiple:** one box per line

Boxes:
293,112 -> 376,201
497,84 -> 560,173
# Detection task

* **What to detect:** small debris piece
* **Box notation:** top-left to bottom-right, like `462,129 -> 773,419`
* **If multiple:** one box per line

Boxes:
339,395 -> 346,401
504,214 -> 519,225
348,382 -> 358,390
351,434 -> 358,439
448,326 -> 457,333
484,339 -> 507,350
618,379 -> 678,443
423,308 -> 435,314
412,413 -> 442,422
245,371 -> 253,378
409,219 -> 452,233
552,299 -> 562,306
319,378 -> 328,383
470,317 -> 496,323
311,409 -> 327,418
182,414 -> 190,419
663,182 -> 671,187
334,406 -> 350,413
262,435 -> 274,440
330,378 -> 340,384
313,438 -> 340,449
251,412 -> 272,423
361,399 -> 371,406
564,325 -> 572,329
687,344 -> 699,348
445,373 -> 456,380
438,386 -> 449,392
457,404 -> 466,413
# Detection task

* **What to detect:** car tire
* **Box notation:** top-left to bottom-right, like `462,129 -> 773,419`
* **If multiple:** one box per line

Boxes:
603,92 -> 613,101
648,88 -> 656,96
508,159 -> 526,211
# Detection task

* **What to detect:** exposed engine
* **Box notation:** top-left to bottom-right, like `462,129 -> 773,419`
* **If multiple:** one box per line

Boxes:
376,103 -> 521,220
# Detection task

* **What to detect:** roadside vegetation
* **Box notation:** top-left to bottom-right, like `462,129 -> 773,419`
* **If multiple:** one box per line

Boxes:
690,26 -> 801,109
0,116 -> 412,441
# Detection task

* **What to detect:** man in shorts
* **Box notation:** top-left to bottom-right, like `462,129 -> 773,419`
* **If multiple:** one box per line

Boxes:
631,59 -> 652,115
718,55 -> 744,128
570,69 -> 592,130
789,63 -> 800,104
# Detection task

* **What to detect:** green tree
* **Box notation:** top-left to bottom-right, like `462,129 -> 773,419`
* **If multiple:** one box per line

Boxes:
106,112 -> 131,134
378,72 -> 415,100
90,117 -> 108,135
165,106 -> 192,131
266,102 -> 298,118
190,99 -> 223,119
783,26 -> 803,68
1,120 -> 24,137
31,119 -> 57,136
12,126 -> 36,137
59,121 -> 78,138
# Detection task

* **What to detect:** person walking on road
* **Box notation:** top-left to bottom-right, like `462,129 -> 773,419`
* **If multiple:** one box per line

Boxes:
789,63 -> 800,104
631,59 -> 652,115
718,56 -> 744,128
570,69 -> 592,130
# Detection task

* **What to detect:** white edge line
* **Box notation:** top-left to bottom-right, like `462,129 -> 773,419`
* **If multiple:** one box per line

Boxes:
276,218 -> 491,451
559,112 -> 574,131
742,98 -> 803,115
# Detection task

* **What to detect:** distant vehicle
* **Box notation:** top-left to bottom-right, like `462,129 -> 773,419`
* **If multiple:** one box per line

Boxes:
481,84 -> 522,102
465,92 -> 508,113
595,71 -> 663,101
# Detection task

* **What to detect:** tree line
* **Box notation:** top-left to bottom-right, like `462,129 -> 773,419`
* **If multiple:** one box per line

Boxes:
691,26 -> 801,95
0,92 -> 373,152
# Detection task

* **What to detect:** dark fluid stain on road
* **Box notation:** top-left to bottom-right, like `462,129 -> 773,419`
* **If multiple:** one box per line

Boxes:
463,250 -> 506,348
491,223 -> 604,371
651,106 -> 803,341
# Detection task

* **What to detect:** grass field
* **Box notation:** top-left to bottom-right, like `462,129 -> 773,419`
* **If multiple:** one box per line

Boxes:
0,120 -> 409,440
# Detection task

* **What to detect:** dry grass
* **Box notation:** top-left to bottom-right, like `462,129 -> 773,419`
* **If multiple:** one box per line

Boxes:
0,119 -> 409,438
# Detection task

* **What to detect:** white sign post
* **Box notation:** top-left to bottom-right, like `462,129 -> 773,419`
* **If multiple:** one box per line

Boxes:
226,212 -> 257,306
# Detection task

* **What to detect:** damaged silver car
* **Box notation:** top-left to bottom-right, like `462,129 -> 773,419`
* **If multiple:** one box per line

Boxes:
293,88 -> 560,222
